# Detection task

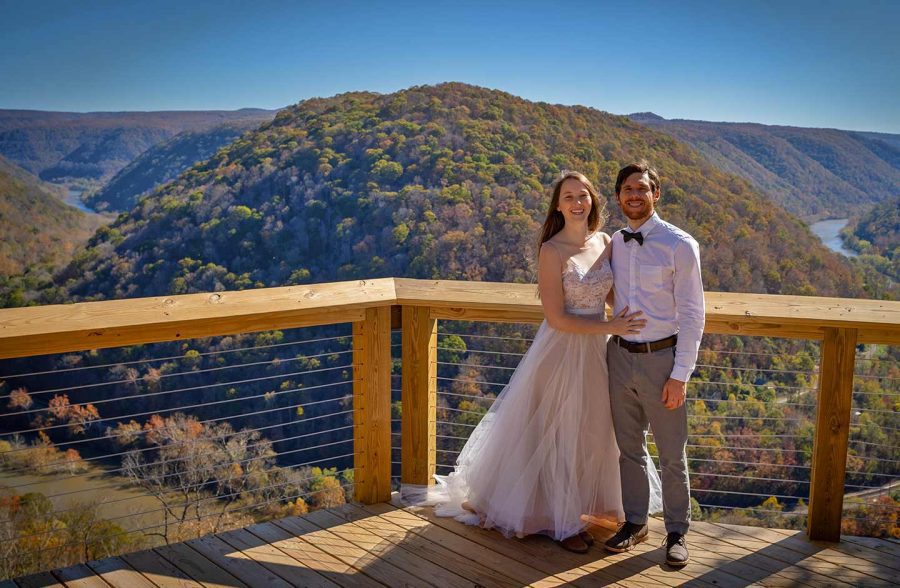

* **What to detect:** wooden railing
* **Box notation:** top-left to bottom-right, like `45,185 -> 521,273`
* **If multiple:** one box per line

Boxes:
1,278 -> 898,542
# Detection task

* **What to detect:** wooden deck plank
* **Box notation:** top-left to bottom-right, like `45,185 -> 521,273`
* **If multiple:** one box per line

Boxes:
119,549 -> 203,588
711,523 -> 869,578
729,523 -> 896,585
636,522 -> 747,588
324,503 -> 517,588
184,535 -> 292,588
154,542 -> 248,588
13,571 -> 65,588
648,518 -> 823,587
84,557 -> 156,588
216,527 -> 340,588
841,534 -> 900,562
302,508 -> 472,588
685,520 -> 851,587
703,527 -> 860,585
359,503 -> 570,586
50,564 -> 110,588
12,503 -> 900,588
273,515 -> 426,587
349,502 -> 528,588
399,502 -> 705,588
393,502 -> 611,586
765,527 -> 897,584
243,521 -> 384,588
707,522 -> 891,586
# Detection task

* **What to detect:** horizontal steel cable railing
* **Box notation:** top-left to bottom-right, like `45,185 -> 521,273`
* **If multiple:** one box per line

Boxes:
0,325 -> 358,579
1,276 -> 898,581
427,326 -> 898,537
840,351 -> 900,535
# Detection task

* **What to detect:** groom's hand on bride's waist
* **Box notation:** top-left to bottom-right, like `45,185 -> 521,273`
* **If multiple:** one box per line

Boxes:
661,378 -> 686,410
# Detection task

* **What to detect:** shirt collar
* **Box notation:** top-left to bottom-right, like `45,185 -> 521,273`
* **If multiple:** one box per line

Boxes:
623,212 -> 660,239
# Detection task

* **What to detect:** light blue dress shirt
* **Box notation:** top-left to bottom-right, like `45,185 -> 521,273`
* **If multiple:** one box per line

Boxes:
610,213 -> 705,382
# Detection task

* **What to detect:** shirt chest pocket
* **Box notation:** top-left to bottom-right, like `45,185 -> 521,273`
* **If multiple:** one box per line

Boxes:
639,265 -> 666,289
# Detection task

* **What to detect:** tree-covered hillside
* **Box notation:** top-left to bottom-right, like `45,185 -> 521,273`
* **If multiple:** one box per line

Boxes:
1,85 -> 894,551
0,109 -> 276,186
57,83 -> 863,303
0,155 -> 105,277
843,195 -> 899,288
629,114 -> 900,220
85,121 -> 270,212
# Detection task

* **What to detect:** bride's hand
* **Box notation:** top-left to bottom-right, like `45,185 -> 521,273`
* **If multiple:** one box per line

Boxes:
606,306 -> 646,336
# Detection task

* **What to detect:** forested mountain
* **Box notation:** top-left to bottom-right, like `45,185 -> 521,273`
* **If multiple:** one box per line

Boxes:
85,120 -> 271,212
844,195 -> 899,283
55,83 -> 863,303
0,109 -> 276,186
1,85 -> 894,560
855,131 -> 900,155
0,155 -> 105,276
628,113 -> 900,219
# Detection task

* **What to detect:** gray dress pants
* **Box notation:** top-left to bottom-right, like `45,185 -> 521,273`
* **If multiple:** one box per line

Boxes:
608,342 -> 690,535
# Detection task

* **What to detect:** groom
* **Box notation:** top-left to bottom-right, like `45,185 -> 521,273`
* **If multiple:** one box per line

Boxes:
604,161 -> 704,567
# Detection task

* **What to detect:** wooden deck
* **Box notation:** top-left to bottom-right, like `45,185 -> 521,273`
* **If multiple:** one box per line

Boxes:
7,501 -> 898,588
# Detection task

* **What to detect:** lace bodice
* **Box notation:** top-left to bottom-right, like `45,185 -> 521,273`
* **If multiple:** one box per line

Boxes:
562,257 -> 612,314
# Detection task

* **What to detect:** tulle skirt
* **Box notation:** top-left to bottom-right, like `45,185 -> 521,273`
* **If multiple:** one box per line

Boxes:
402,316 -> 662,541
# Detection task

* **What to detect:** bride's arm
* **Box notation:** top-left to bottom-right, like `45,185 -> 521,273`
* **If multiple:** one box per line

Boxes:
538,241 -> 644,335
603,235 -> 615,310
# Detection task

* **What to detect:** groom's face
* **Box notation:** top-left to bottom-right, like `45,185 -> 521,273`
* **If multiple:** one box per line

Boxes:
616,172 -> 660,223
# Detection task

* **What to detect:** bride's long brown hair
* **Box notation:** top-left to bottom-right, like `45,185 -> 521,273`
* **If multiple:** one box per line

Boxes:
537,170 -> 606,250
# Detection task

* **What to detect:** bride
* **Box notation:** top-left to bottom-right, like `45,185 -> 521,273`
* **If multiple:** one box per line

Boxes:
410,171 -> 661,553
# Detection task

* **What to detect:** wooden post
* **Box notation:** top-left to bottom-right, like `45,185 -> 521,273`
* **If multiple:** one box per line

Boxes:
401,306 -> 437,486
352,306 -> 392,504
808,327 -> 858,541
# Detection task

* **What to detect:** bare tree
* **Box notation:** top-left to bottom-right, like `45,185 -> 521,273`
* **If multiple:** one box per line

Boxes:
121,413 -> 276,543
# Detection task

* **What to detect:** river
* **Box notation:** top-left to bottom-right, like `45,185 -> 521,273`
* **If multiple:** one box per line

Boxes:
62,187 -> 95,214
809,218 -> 858,258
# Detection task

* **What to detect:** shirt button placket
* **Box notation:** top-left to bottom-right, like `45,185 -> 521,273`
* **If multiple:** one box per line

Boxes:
629,244 -> 636,309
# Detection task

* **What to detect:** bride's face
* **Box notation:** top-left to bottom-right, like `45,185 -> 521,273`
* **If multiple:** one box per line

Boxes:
557,178 -> 592,225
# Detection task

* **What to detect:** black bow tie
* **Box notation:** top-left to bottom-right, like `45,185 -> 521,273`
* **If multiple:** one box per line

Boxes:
622,230 -> 644,246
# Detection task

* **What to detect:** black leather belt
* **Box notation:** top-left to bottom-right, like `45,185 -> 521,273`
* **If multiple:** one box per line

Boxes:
612,334 -> 678,353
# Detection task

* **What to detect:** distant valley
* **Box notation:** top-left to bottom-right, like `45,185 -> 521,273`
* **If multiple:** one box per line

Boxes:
0,85 -> 896,305
0,155 -> 104,277
628,112 -> 900,220
0,108 -> 277,190
0,85 -> 895,556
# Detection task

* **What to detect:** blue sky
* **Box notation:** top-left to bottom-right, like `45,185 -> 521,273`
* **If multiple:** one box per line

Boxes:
2,0 -> 898,132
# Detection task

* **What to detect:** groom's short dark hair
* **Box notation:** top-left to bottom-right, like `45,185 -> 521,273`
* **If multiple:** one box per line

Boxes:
615,161 -> 660,195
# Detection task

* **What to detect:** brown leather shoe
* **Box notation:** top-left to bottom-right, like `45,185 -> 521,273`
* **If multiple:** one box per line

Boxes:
559,533 -> 591,554
579,530 -> 595,546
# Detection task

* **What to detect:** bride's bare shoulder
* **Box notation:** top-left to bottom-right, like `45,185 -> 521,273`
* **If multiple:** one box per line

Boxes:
595,232 -> 613,260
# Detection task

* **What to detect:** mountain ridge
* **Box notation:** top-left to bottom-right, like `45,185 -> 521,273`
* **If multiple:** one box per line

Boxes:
51,82 -> 864,304
0,108 -> 278,186
85,120 -> 274,212
0,155 -> 106,277
627,113 -> 900,219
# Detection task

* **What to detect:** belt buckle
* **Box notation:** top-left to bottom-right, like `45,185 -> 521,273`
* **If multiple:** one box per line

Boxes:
644,342 -> 652,353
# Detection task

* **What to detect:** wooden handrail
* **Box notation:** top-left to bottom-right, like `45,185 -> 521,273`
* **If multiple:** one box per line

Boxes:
0,277 -> 897,542
2,278 -> 896,360
395,279 -> 900,343
0,279 -> 396,359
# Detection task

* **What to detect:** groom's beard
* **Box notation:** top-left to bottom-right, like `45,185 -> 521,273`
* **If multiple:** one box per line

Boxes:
619,200 -> 653,221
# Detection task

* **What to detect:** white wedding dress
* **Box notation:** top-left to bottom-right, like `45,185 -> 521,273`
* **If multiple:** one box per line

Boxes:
403,255 -> 662,540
